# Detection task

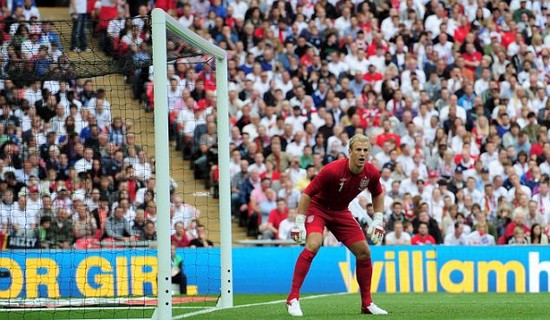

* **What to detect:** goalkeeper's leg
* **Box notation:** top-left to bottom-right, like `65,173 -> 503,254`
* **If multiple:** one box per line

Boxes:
349,240 -> 388,315
333,213 -> 387,315
349,240 -> 373,307
287,232 -> 322,316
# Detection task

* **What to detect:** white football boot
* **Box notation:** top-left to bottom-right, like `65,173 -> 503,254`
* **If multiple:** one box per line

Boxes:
286,298 -> 303,317
361,303 -> 388,315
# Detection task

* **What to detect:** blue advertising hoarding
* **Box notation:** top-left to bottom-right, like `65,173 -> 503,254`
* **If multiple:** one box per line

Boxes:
0,246 -> 549,298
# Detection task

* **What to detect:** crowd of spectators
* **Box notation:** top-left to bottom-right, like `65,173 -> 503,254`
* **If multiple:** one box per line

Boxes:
113,0 -> 550,246
0,0 -> 548,249
0,1 -> 214,250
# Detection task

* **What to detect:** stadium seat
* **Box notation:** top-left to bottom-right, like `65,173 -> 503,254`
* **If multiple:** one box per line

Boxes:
74,237 -> 101,249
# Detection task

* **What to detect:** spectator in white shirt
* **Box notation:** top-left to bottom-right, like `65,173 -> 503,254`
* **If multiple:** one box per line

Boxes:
74,148 -> 94,174
20,32 -> 42,60
385,221 -> 412,245
507,173 -> 532,202
401,58 -> 426,91
412,104 -> 432,130
274,71 -> 294,97
177,4 -> 194,28
380,8 -> 399,38
23,81 -> 43,107
286,131 -> 307,158
399,169 -> 421,197
334,7 -> 352,37
440,96 -> 467,123
107,9 -> 126,39
229,0 -> 248,20
463,177 -> 484,204
277,179 -> 301,210
15,160 -> 38,185
467,222 -> 496,245
242,112 -> 261,141
229,149 -> 242,179
278,209 -> 298,241
327,52 -> 348,78
375,141 -> 392,166
92,98 -> 112,130
134,150 -> 152,182
26,185 -> 42,216
248,152 -> 267,175
533,179 -> 550,222
444,222 -> 469,245
70,0 -> 89,51
406,152 -> 429,180
474,68 -> 492,96
285,105 -> 308,135
171,196 -> 200,232
397,144 -> 415,173
285,158 -> 306,185
424,5 -> 444,36
23,0 -> 41,20
379,167 -> 394,193
121,25 -> 143,48
433,33 -> 454,64
50,103 -> 68,137
479,141 -> 499,168
10,195 -> 37,236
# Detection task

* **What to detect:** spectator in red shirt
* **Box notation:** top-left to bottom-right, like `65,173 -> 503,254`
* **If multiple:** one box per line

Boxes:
125,166 -> 143,203
411,222 -> 436,245
366,33 -> 388,58
299,47 -> 315,68
171,221 -> 190,247
500,25 -> 517,49
155,0 -> 177,12
503,209 -> 530,240
376,119 -> 401,147
461,43 -> 482,73
363,64 -> 383,86
453,15 -> 470,44
260,198 -> 288,240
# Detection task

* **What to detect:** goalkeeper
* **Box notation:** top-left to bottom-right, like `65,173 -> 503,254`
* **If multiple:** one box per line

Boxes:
286,133 -> 388,316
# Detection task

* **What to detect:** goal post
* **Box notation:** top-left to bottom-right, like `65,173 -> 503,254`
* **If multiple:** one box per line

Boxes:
151,8 -> 233,320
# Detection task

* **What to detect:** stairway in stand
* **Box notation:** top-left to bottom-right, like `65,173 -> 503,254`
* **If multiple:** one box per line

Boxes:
41,8 -> 253,245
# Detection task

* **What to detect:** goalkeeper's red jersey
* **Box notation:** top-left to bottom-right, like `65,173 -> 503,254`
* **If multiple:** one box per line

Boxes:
304,158 -> 383,212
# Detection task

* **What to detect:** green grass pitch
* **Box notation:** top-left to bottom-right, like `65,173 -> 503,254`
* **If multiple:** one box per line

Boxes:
2,293 -> 550,319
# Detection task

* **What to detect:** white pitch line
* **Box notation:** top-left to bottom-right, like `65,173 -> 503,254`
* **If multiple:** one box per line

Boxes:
59,318 -> 150,320
0,306 -> 208,312
174,292 -> 350,319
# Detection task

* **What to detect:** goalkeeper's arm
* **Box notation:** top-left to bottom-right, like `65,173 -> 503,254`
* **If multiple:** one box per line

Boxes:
367,190 -> 385,244
296,193 -> 311,218
291,193 -> 311,243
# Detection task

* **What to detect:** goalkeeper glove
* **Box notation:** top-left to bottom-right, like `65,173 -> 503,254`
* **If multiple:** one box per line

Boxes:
367,212 -> 385,244
290,214 -> 306,243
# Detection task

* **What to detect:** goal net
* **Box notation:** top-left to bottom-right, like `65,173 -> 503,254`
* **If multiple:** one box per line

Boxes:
0,9 -> 232,320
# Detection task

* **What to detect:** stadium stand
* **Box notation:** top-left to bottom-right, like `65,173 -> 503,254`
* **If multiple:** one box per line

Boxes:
0,0 -> 549,250
0,4 -> 218,250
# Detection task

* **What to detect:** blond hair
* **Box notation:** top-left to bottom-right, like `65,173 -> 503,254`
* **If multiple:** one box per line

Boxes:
349,133 -> 370,150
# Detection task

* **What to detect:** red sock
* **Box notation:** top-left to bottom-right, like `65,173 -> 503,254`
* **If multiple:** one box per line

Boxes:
287,249 -> 316,302
356,258 -> 373,307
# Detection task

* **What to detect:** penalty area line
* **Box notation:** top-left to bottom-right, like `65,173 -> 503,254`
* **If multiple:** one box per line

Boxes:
174,292 -> 350,319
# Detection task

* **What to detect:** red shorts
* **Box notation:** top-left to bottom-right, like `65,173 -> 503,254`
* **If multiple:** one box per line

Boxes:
305,205 -> 366,247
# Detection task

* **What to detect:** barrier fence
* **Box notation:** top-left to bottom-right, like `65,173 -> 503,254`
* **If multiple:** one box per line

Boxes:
1,246 -> 549,298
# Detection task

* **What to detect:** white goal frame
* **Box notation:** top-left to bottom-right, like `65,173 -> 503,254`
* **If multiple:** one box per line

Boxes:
151,8 -> 233,319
